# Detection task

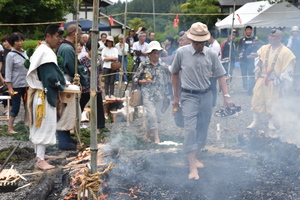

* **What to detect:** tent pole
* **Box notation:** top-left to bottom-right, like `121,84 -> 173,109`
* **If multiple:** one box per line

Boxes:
117,0 -> 128,98
89,0 -> 100,199
228,0 -> 236,85
224,0 -> 236,148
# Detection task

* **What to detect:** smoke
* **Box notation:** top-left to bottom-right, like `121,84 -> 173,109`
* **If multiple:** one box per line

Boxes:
273,90 -> 300,145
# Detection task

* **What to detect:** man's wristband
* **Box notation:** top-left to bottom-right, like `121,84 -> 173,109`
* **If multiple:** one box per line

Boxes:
224,94 -> 230,98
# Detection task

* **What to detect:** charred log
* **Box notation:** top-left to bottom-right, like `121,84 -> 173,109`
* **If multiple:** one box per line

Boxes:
238,131 -> 300,165
26,176 -> 54,200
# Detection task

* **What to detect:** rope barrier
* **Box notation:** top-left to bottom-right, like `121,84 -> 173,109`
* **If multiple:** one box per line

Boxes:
101,70 -> 300,79
77,162 -> 115,200
0,10 -> 299,26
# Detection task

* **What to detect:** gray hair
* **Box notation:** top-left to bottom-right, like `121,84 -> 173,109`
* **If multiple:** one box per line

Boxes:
118,34 -> 124,39
138,31 -> 146,38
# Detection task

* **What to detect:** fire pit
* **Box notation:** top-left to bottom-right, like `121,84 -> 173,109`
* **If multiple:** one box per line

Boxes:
100,135 -> 300,200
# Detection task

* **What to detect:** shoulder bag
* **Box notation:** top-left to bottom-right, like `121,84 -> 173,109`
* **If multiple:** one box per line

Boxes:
111,61 -> 121,71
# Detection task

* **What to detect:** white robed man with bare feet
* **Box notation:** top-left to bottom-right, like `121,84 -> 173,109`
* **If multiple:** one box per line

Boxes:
26,24 -> 66,170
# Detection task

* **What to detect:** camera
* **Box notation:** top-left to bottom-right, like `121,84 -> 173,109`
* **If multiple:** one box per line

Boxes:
134,50 -> 142,57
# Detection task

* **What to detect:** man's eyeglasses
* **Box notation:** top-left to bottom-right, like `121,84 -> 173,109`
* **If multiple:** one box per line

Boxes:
53,35 -> 63,41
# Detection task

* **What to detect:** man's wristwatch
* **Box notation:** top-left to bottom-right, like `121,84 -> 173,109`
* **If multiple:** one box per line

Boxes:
224,94 -> 230,98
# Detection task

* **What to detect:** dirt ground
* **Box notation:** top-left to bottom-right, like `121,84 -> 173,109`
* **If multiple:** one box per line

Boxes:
0,67 -> 299,199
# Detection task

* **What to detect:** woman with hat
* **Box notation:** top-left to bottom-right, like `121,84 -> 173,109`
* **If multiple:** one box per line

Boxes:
102,36 -> 118,99
132,41 -> 169,143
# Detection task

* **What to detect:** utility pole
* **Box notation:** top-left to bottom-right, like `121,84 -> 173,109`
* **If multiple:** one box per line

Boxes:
152,0 -> 156,33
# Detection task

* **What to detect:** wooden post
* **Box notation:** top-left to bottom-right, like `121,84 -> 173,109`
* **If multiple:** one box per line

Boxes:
125,90 -> 130,126
89,0 -> 100,199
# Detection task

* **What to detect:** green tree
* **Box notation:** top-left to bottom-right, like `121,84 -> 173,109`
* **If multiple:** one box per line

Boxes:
0,0 -> 75,39
180,0 -> 222,30
128,17 -> 146,31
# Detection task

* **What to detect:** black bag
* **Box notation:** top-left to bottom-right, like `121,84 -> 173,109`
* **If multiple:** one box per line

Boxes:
78,64 -> 89,86
161,96 -> 170,114
0,85 -> 8,93
173,107 -> 184,128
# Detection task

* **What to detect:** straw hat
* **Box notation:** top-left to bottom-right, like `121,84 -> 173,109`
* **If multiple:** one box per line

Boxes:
291,26 -> 300,33
105,36 -> 114,46
187,22 -> 211,42
146,41 -> 163,53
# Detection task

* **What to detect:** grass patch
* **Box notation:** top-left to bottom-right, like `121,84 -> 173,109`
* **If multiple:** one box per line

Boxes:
0,121 -> 29,141
0,146 -> 34,164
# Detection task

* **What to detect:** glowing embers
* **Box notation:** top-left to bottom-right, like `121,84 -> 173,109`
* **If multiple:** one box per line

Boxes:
116,187 -> 142,199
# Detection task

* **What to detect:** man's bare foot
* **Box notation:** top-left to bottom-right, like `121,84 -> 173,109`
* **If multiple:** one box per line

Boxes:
143,136 -> 151,142
7,129 -> 17,134
36,159 -> 55,170
153,130 -> 160,144
195,160 -> 204,168
188,168 -> 199,180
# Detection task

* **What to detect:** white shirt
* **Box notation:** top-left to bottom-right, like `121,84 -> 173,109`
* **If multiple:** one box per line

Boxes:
98,40 -> 106,55
132,41 -> 148,62
101,47 -> 118,69
209,40 -> 221,56
78,51 -> 87,61
115,42 -> 129,56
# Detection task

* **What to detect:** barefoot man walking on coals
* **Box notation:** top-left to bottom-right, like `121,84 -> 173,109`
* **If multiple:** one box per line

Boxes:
171,22 -> 233,180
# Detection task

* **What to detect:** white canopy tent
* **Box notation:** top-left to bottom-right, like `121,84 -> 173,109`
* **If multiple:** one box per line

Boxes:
215,1 -> 300,29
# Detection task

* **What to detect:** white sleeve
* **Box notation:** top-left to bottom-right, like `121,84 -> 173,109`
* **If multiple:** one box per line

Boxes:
280,61 -> 294,89
113,48 -> 118,58
132,43 -> 137,51
125,43 -> 129,54
280,62 -> 293,82
101,48 -> 107,60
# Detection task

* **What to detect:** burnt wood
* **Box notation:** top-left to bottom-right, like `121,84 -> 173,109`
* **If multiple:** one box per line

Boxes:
26,176 -> 54,200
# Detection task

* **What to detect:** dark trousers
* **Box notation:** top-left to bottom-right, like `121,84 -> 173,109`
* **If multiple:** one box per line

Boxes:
222,62 -> 234,84
210,77 -> 217,107
80,92 -> 105,129
241,61 -> 255,92
10,87 -> 26,117
240,62 -> 248,90
103,68 -> 115,96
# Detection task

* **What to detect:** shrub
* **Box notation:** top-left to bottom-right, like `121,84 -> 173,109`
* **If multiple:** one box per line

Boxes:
23,40 -> 40,50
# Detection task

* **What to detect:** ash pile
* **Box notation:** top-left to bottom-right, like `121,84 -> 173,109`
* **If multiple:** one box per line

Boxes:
101,130 -> 300,200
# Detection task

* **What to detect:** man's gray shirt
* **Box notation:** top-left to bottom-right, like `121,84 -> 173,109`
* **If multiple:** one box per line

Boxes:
171,44 -> 225,91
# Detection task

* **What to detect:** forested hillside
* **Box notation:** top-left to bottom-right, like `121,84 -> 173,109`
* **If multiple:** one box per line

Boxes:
103,0 -> 221,40
104,0 -> 188,34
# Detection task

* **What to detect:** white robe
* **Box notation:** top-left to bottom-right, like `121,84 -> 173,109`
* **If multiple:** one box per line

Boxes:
26,43 -> 58,145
